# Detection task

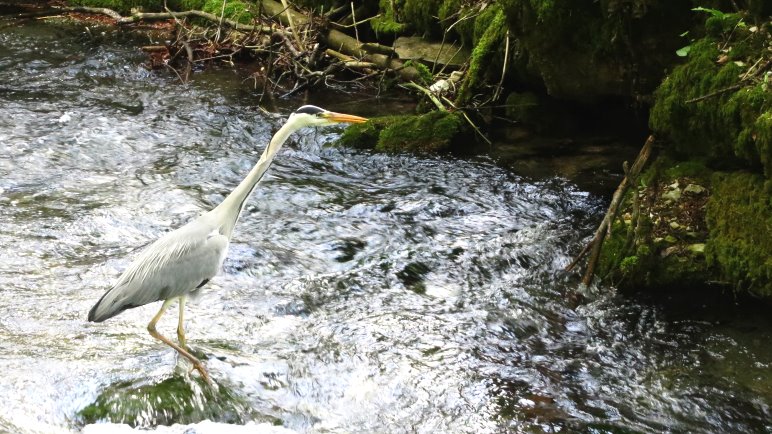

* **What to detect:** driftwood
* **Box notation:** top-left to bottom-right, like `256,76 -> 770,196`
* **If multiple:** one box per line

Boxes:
566,135 -> 655,285
2,0 -> 421,82
256,0 -> 421,81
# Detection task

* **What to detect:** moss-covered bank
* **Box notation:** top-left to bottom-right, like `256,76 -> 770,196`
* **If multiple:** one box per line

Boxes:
650,11 -> 772,177
705,172 -> 772,297
599,160 -> 771,298
598,6 -> 772,300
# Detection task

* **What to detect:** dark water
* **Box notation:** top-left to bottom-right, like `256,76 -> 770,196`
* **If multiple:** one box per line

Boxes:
0,19 -> 770,434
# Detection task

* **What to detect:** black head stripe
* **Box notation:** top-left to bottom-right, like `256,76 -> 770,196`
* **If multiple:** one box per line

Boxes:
294,105 -> 325,115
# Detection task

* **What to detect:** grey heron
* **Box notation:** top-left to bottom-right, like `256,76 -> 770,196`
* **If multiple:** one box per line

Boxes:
88,105 -> 367,383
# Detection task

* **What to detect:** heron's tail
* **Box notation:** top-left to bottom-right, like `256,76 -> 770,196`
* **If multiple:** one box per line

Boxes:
88,286 -> 135,322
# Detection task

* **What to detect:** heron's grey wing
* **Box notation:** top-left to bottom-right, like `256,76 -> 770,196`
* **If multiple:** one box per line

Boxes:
88,220 -> 230,322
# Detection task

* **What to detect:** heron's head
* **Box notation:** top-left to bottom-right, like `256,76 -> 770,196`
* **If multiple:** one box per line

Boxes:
287,105 -> 368,129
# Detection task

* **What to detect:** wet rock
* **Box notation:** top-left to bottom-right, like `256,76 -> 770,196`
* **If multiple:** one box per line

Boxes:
662,185 -> 682,202
397,261 -> 431,294
394,36 -> 470,68
81,420 -> 295,434
683,183 -> 707,195
77,375 -> 265,428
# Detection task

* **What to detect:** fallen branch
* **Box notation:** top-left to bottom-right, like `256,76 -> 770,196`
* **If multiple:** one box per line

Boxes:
566,135 -> 655,285
256,0 -> 421,81
39,4 -> 276,33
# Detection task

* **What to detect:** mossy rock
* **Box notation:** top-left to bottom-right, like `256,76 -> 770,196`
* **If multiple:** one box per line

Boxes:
77,375 -> 261,427
338,110 -> 466,154
705,172 -> 772,297
650,15 -> 772,177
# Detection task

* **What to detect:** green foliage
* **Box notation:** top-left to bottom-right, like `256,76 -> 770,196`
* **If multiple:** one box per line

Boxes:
619,255 -> 640,275
705,172 -> 772,297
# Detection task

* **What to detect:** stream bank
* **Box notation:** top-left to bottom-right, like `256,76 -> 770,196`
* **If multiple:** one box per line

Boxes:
49,0 -> 772,298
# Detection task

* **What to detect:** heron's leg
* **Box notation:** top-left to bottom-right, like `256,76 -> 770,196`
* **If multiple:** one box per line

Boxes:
176,296 -> 187,349
147,298 -> 211,385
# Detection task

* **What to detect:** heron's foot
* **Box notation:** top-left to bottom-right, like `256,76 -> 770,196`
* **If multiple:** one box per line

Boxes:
189,360 -> 212,385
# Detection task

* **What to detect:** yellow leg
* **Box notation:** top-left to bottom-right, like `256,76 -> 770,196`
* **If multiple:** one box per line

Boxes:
147,297 -> 211,385
177,296 -> 187,349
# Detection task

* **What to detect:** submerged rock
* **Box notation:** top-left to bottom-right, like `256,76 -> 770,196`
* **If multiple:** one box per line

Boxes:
81,420 -> 295,434
76,375 -> 266,428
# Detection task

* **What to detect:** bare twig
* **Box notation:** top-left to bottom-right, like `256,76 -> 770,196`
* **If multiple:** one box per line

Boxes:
280,0 -> 303,49
403,81 -> 446,111
493,30 -> 509,101
569,135 -> 655,285
350,2 -> 360,46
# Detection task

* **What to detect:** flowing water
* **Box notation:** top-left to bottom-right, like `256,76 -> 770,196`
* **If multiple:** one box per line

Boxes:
0,19 -> 770,434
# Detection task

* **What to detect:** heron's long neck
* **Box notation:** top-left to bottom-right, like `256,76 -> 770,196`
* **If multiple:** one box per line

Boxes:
214,121 -> 297,236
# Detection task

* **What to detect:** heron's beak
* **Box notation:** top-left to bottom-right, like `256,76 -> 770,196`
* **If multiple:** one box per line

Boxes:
323,111 -> 368,124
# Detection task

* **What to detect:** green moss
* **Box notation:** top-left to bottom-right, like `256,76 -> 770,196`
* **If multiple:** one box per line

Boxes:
403,0 -> 444,37
650,17 -> 772,177
172,0 -> 206,10
77,375 -> 259,427
403,60 -> 432,84
338,111 -> 465,153
68,0 -> 252,18
377,111 -> 463,153
705,172 -> 772,297
337,117 -> 386,150
202,0 -> 254,24
619,255 -> 640,275
371,0 -> 406,37
753,111 -> 772,177
456,5 -> 506,105
662,159 -> 713,182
